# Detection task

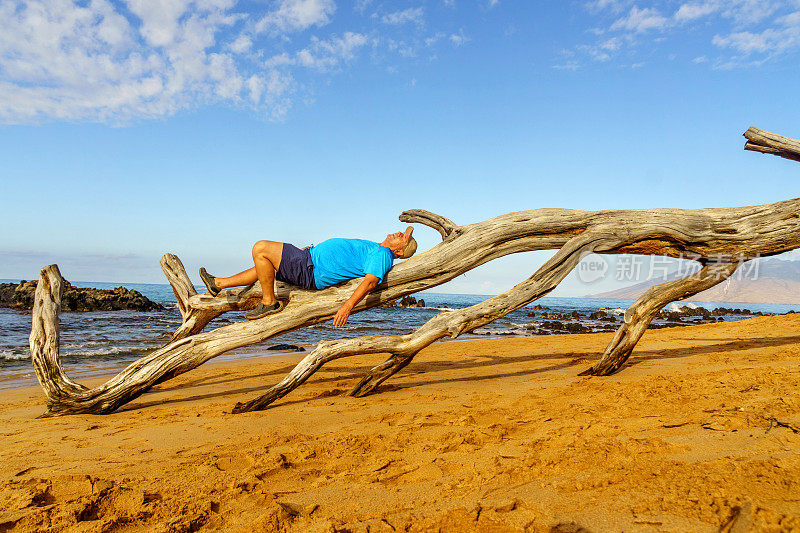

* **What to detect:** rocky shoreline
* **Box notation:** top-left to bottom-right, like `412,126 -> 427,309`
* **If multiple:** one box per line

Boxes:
382,295 -> 426,308
472,303 -> 790,337
0,280 -> 164,312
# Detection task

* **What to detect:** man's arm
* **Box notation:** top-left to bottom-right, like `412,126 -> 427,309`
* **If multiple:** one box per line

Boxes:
333,274 -> 380,327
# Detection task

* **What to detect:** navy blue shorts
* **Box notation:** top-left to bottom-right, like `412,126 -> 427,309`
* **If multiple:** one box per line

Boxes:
276,243 -> 317,290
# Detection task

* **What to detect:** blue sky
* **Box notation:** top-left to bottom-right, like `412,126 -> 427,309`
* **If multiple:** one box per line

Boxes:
1,0 -> 800,295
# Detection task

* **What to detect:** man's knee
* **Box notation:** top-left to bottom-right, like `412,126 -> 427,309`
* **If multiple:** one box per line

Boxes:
252,240 -> 281,259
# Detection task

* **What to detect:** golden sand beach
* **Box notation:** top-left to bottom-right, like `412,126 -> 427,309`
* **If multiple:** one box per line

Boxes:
2,314 -> 799,532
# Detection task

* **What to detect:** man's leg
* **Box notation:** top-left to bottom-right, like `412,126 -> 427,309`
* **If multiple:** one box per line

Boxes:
251,240 -> 283,305
205,241 -> 283,304
214,267 -> 257,289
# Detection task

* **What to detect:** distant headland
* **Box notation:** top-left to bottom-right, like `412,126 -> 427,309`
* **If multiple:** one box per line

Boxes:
585,258 -> 800,304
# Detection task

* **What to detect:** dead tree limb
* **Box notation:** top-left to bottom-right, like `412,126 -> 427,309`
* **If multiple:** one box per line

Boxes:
744,126 -> 800,163
580,261 -> 740,376
234,232 -> 608,412
29,270 -> 88,401
28,126 -> 800,416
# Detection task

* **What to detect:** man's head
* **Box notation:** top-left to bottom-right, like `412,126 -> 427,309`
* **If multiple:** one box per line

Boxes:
382,226 -> 417,259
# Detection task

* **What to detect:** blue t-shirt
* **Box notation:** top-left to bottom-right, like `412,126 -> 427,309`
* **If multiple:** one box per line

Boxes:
310,238 -> 395,289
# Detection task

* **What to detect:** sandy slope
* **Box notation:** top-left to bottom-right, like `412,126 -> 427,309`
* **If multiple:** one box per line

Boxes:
1,315 -> 800,532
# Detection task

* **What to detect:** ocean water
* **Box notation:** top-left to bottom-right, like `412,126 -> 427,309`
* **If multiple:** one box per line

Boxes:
1,279 -> 797,390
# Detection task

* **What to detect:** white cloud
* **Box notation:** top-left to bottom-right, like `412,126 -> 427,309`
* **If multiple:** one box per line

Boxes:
712,32 -> 769,53
576,36 -> 625,62
712,10 -> 800,55
425,33 -> 445,47
0,0 -> 469,124
674,2 -> 719,22
265,52 -> 294,68
296,32 -> 369,71
449,30 -> 469,47
0,0 -> 277,123
600,37 -> 622,51
487,0 -> 499,8
553,60 -> 581,71
784,11 -> 800,26
611,7 -> 668,33
674,0 -> 779,24
255,0 -> 336,34
354,0 -> 373,14
0,0 -> 323,124
381,7 -> 424,26
713,30 -> 780,54
567,1 -> 800,68
229,35 -> 252,53
722,1 -> 779,25
585,0 -> 631,14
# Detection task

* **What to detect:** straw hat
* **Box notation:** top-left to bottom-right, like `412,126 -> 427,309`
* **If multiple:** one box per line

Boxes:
397,226 -> 417,259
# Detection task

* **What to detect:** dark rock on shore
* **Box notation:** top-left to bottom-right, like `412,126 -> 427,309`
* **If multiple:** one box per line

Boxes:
383,295 -> 426,308
528,311 -> 576,320
657,305 -> 771,322
267,344 -> 306,352
0,280 -> 164,312
539,320 -> 592,334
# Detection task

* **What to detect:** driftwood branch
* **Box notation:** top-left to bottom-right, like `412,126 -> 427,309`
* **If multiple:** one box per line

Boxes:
29,267 -> 87,401
744,126 -> 800,163
399,209 -> 458,239
27,126 -> 800,416
580,261 -> 740,376
233,232 -> 601,412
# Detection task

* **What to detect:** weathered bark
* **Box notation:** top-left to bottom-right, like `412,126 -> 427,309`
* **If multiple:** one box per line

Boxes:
27,126 -> 800,416
744,126 -> 800,163
579,261 -> 740,376
348,353 -> 416,398
234,232 -> 605,412
29,267 -> 88,402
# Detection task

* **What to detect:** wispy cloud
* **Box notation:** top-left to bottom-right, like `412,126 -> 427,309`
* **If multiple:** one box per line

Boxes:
381,7 -> 424,26
610,7 -> 668,33
674,2 -> 718,22
254,0 -> 335,34
0,0 -> 469,125
297,32 -> 370,71
585,0 -> 632,14
552,60 -> 581,71
354,0 -> 373,14
712,11 -> 800,56
559,1 -> 800,69
578,36 -> 623,61
449,30 -> 470,47
0,0 -> 305,124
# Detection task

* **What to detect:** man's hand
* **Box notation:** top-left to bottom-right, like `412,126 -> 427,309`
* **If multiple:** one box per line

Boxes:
332,274 -> 379,328
333,302 -> 353,327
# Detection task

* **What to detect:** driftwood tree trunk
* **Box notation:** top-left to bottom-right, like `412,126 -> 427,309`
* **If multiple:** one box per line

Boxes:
28,127 -> 800,416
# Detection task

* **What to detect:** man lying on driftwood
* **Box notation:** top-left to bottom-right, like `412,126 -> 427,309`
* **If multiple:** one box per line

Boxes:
26,127 -> 800,416
198,228 -> 418,324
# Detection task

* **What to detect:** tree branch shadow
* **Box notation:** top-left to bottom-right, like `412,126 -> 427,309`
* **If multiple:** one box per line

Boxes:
122,333 -> 800,413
